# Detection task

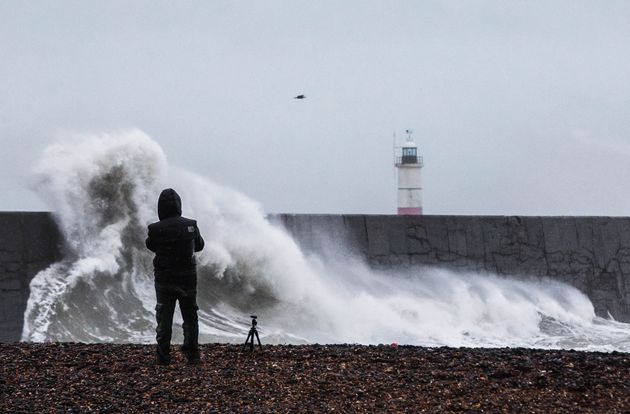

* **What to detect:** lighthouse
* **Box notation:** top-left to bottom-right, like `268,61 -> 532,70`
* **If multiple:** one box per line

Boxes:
395,130 -> 423,215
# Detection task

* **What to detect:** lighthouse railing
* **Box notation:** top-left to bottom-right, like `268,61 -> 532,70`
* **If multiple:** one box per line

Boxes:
395,156 -> 424,167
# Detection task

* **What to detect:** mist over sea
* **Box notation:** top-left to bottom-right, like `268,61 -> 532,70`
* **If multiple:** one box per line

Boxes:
21,130 -> 630,352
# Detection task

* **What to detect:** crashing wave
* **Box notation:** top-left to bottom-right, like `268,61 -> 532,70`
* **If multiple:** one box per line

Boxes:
21,130 -> 630,352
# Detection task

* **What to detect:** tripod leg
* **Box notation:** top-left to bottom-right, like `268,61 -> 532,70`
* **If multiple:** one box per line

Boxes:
244,331 -> 252,348
254,329 -> 262,349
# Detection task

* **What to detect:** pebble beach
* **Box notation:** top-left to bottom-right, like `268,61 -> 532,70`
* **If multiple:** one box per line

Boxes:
2,343 -> 629,413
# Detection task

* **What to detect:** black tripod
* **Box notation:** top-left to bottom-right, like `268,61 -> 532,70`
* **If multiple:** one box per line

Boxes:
244,315 -> 262,351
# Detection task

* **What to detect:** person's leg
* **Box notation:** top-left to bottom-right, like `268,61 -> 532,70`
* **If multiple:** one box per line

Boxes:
155,286 -> 177,364
178,288 -> 200,363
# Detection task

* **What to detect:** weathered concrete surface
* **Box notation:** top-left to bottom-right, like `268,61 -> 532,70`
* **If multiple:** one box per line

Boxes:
0,213 -> 62,342
274,215 -> 630,323
2,213 -> 630,342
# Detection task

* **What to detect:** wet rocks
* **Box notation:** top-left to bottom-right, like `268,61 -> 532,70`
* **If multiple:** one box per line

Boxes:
1,343 -> 629,413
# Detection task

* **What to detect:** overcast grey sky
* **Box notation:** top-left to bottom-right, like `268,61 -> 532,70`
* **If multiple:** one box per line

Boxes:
2,1 -> 630,215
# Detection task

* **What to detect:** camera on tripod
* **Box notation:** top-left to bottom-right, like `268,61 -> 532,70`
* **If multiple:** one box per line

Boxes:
244,315 -> 262,351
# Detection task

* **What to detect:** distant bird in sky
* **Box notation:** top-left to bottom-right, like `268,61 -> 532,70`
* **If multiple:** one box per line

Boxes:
294,94 -> 306,99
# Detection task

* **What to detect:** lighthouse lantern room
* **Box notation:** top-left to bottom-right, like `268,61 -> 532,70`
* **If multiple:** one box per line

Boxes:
395,130 -> 423,215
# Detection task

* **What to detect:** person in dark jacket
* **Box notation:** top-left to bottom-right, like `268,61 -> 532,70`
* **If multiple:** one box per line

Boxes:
146,188 -> 205,365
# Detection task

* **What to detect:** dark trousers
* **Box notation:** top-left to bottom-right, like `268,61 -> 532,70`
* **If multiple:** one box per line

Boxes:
155,283 -> 199,361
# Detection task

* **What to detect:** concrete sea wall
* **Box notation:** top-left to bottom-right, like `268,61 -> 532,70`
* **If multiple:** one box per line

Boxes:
274,215 -> 630,323
1,213 -> 630,342
0,213 -> 62,342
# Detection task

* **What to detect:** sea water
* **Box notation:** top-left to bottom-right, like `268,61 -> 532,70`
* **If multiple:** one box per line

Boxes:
21,130 -> 630,352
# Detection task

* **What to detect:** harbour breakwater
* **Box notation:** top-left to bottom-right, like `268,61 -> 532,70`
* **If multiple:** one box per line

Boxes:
0,213 -> 61,342
2,212 -> 630,342
273,215 -> 630,324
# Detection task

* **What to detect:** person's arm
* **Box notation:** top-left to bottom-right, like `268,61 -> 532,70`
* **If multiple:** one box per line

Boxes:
194,223 -> 205,252
146,225 -> 157,252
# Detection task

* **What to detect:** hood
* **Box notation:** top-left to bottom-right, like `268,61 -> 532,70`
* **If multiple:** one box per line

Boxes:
157,188 -> 182,220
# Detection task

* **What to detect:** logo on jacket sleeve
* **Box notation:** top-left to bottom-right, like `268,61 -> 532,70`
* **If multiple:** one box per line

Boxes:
188,226 -> 195,233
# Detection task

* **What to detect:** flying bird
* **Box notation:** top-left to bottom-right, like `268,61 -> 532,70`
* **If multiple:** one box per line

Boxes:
294,94 -> 306,99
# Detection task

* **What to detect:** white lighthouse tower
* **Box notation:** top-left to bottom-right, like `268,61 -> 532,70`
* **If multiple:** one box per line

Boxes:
395,130 -> 423,215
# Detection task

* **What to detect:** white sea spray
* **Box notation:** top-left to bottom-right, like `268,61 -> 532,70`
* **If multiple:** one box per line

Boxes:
21,130 -> 630,352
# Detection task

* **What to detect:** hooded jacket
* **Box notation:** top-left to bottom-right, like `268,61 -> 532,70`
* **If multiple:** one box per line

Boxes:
146,188 -> 205,284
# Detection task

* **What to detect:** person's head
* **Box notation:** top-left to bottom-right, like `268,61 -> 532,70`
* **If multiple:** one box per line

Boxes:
157,188 -> 182,220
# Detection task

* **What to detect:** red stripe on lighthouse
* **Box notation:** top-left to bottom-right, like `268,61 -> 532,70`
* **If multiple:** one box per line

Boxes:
397,207 -> 423,215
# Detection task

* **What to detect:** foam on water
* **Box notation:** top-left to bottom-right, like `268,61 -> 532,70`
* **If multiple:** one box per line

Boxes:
21,130 -> 630,351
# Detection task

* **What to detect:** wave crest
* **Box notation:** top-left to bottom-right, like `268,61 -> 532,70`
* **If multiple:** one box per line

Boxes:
21,130 -> 630,352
